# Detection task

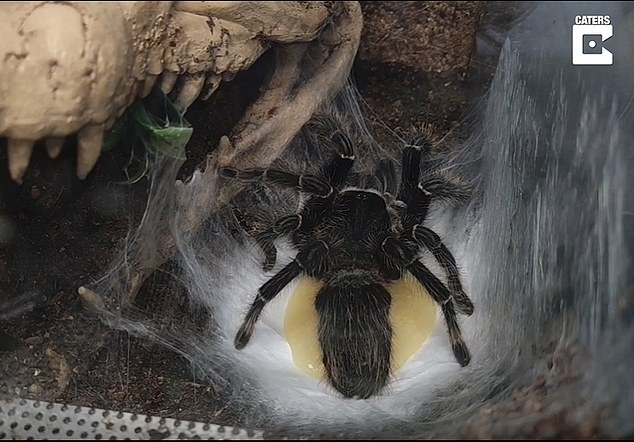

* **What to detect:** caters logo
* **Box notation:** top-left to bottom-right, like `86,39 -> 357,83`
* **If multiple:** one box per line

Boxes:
572,15 -> 613,65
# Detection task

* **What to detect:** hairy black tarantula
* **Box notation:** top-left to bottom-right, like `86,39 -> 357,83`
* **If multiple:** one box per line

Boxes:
221,131 -> 474,399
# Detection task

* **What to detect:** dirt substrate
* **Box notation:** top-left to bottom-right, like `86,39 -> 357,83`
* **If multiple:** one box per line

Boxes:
0,2 -> 603,439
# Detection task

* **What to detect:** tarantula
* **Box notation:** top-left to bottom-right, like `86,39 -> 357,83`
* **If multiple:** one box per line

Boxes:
221,132 -> 474,399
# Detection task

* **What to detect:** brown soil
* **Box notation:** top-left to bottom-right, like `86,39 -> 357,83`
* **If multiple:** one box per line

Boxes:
356,1 -> 483,147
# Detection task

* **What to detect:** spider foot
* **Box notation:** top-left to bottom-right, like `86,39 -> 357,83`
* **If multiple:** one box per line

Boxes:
406,135 -> 432,151
331,130 -> 354,159
234,324 -> 253,350
419,176 -> 471,202
234,311 -> 259,350
256,237 -> 277,272
220,167 -> 237,178
262,255 -> 276,272
452,339 -> 471,367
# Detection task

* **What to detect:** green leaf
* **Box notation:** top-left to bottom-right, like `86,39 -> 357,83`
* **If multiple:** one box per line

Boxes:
145,127 -> 194,160
128,94 -> 193,160
101,88 -> 195,178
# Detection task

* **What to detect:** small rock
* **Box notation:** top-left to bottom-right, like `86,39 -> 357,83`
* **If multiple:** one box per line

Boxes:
24,336 -> 44,346
45,348 -> 71,391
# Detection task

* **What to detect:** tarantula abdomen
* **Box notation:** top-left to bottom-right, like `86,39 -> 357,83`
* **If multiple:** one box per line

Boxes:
316,272 -> 393,399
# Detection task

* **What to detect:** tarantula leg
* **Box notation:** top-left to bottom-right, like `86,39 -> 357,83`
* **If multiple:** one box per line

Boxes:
379,235 -> 418,280
408,260 -> 471,366
221,168 -> 332,197
401,185 -> 432,230
380,236 -> 470,365
235,240 -> 328,350
254,236 -> 278,273
296,239 -> 330,277
255,214 -> 303,271
324,131 -> 355,187
400,175 -> 470,231
396,136 -> 432,203
376,158 -> 399,196
419,176 -> 471,203
378,243 -> 403,281
234,260 -> 302,350
381,236 -> 414,264
412,225 -> 474,316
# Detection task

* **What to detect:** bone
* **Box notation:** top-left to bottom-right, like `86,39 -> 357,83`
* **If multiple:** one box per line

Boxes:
160,71 -> 179,94
200,74 -> 222,101
175,2 -> 332,43
174,73 -> 206,112
77,286 -> 105,311
140,74 -> 158,98
76,124 -> 104,180
45,137 -> 65,159
222,71 -> 236,82
81,1 -> 363,308
7,139 -> 35,183
146,44 -> 166,76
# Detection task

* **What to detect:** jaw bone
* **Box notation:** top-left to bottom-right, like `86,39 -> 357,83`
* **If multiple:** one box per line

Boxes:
0,1 -> 347,183
79,2 -> 363,310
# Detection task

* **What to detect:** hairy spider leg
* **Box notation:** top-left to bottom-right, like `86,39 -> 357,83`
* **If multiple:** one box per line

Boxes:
398,174 -> 469,231
255,214 -> 303,272
295,130 -> 358,234
220,167 -> 333,198
394,137 -> 470,227
221,165 -> 332,270
381,237 -> 471,367
247,132 -> 357,270
412,225 -> 474,316
392,140 -> 473,315
419,176 -> 471,203
234,241 -> 329,350
396,136 -> 432,204
375,157 -> 399,195
408,260 -> 471,366
324,131 -> 355,188
405,176 -> 473,313
234,260 -> 302,350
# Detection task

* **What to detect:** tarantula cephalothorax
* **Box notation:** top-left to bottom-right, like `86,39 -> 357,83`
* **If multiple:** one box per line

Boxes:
221,132 -> 474,399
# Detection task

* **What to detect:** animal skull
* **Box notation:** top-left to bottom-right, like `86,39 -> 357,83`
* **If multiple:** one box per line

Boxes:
0,1 -> 362,183
0,1 -> 362,307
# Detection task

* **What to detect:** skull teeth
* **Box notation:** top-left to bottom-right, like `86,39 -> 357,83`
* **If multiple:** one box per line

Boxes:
76,124 -> 104,180
45,137 -> 65,159
160,71 -> 179,94
140,74 -> 158,98
5,69 -> 223,183
174,73 -> 206,112
7,139 -> 35,183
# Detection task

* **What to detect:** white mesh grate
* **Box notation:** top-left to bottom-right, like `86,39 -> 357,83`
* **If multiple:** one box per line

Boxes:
0,398 -> 262,440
